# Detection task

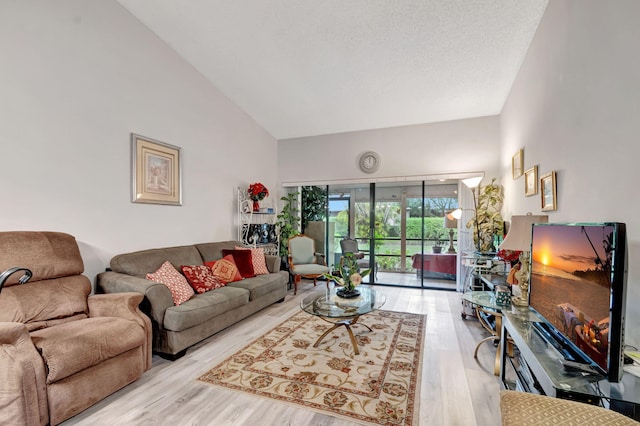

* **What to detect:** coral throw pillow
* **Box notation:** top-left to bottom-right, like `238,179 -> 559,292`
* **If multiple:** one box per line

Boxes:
235,246 -> 269,275
205,255 -> 243,283
180,264 -> 225,293
221,249 -> 255,278
147,260 -> 194,306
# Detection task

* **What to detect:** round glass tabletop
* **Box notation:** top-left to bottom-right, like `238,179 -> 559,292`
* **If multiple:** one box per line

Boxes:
300,286 -> 386,318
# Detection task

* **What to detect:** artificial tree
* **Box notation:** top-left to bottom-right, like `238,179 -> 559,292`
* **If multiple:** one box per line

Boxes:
467,178 -> 504,253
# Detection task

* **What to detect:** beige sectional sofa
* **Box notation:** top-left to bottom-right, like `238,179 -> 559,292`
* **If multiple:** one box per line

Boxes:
97,241 -> 288,358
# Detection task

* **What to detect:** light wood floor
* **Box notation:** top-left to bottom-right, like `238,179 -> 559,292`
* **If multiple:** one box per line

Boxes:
62,283 -> 502,426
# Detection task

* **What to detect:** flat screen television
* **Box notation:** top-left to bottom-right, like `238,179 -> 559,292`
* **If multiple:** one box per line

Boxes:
528,222 -> 628,382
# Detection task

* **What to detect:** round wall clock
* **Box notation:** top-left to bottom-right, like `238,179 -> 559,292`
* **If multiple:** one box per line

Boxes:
359,151 -> 381,173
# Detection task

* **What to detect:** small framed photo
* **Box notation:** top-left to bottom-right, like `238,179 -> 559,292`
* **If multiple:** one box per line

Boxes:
540,171 -> 557,211
512,149 -> 524,179
524,166 -> 538,196
131,133 -> 182,205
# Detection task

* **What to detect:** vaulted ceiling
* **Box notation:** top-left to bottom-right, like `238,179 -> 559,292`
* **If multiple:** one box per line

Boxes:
118,1 -> 548,140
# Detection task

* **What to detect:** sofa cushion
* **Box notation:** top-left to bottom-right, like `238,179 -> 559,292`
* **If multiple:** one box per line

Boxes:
180,265 -> 225,294
194,241 -> 240,263
163,286 -> 250,332
205,255 -> 243,283
30,317 -> 145,384
235,246 -> 269,275
221,249 -> 255,278
226,272 -> 288,301
111,245 -> 204,278
147,261 -> 194,306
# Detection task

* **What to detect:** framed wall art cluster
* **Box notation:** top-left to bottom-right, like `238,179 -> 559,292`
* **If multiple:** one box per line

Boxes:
512,148 -> 557,211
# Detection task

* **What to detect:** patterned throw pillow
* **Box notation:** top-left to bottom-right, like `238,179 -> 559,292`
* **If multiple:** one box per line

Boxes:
146,260 -> 194,306
221,249 -> 255,278
180,264 -> 225,293
205,255 -> 243,283
235,246 -> 269,275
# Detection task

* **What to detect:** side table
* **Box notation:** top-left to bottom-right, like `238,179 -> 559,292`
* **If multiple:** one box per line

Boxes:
462,291 -> 507,375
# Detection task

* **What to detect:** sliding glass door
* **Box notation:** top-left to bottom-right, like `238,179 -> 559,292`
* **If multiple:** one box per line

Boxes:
301,181 -> 458,289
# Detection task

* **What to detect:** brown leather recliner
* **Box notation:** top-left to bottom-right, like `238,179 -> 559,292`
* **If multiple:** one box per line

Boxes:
0,231 -> 152,425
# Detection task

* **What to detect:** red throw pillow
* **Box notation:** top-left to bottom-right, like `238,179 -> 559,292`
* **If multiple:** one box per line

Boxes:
235,246 -> 269,275
222,249 -> 255,278
205,254 -> 243,283
146,260 -> 194,306
180,264 -> 225,293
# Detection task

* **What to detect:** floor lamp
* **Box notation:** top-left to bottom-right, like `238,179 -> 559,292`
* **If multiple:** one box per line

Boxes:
499,213 -> 548,306
461,176 -> 483,252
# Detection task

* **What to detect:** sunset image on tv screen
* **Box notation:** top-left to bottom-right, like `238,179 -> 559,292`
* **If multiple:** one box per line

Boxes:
529,225 -> 614,370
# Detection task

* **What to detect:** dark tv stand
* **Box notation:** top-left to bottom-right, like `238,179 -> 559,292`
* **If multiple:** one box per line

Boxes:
501,309 -> 640,420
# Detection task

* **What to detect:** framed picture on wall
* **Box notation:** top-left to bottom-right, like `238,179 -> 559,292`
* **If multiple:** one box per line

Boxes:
540,171 -> 557,211
512,149 -> 524,179
524,166 -> 538,196
131,133 -> 182,205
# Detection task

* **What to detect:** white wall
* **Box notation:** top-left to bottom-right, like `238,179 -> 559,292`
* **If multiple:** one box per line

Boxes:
500,0 -> 640,346
278,115 -> 501,185
0,0 -> 278,286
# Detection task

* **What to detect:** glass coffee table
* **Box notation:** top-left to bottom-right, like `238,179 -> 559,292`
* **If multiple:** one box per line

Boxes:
301,287 -> 385,355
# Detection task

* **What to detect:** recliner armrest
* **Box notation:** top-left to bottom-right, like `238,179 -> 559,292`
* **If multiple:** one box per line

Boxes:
88,293 -> 152,371
0,322 -> 49,426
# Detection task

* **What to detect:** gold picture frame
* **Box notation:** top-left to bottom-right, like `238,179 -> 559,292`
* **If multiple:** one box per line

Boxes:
540,171 -> 557,211
512,149 -> 524,179
524,166 -> 538,196
131,133 -> 182,205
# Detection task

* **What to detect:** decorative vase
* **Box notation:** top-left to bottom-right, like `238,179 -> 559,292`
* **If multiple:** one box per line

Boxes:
336,287 -> 360,298
432,246 -> 442,254
252,200 -> 260,212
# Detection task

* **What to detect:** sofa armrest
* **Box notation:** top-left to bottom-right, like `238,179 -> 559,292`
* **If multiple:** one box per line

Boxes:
97,271 -> 173,331
0,322 -> 48,426
265,254 -> 281,273
88,293 -> 153,371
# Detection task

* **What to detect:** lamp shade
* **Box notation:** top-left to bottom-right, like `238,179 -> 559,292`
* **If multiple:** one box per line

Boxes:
462,176 -> 483,189
499,214 -> 548,252
444,212 -> 458,228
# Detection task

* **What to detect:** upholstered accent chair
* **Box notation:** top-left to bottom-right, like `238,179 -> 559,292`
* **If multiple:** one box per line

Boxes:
0,231 -> 152,425
500,390 -> 638,425
288,234 -> 330,295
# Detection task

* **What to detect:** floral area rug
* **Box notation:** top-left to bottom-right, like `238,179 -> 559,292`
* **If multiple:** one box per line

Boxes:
197,309 -> 425,425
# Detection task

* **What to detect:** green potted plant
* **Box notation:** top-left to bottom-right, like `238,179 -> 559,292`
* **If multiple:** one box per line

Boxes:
322,252 -> 371,298
430,229 -> 445,253
276,191 -> 300,262
467,178 -> 504,253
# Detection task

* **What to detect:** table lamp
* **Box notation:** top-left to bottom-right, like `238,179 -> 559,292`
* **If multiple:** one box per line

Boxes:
444,211 -> 458,253
499,213 -> 548,306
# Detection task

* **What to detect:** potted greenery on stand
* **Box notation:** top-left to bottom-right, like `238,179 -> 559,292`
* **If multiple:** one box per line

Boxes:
467,178 -> 504,253
276,191 -> 300,269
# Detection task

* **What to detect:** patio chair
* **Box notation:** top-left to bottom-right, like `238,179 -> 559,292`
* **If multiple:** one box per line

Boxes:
288,234 -> 329,295
340,238 -> 377,278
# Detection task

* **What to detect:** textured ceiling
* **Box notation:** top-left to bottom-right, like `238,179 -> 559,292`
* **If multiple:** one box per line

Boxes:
117,0 -> 548,140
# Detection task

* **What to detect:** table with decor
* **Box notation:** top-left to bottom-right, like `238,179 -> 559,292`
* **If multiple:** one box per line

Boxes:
301,286 -> 385,355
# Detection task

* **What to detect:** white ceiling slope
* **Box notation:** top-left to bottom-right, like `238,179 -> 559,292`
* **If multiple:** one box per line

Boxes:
117,1 -> 548,140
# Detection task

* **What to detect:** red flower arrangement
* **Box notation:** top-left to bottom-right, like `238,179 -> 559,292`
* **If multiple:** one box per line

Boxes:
497,249 -> 522,265
248,182 -> 269,202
